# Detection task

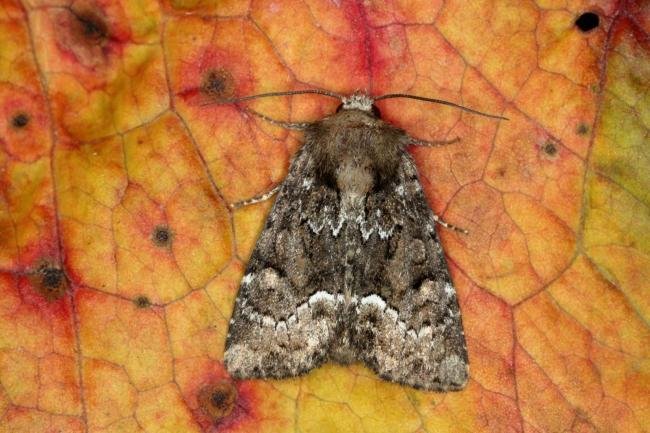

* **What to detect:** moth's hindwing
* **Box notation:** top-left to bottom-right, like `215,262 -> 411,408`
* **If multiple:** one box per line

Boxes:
224,146 -> 468,391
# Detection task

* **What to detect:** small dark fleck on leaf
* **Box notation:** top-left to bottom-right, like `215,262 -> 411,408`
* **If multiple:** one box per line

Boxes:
198,381 -> 237,422
42,268 -> 63,289
211,391 -> 228,407
152,225 -> 172,247
542,141 -> 558,156
134,296 -> 151,308
576,123 -> 590,135
11,113 -> 29,128
542,140 -> 558,156
575,12 -> 599,32
33,266 -> 68,301
72,10 -> 108,44
201,68 -> 235,99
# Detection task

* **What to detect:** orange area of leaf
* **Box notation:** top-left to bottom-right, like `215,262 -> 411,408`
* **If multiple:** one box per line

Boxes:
0,1 -> 648,433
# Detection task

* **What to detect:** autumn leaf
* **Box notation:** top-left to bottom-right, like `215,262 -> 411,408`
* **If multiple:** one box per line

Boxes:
0,1 -> 648,433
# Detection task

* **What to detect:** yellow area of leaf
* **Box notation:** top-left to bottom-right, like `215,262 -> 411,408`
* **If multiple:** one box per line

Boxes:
0,1 -> 648,433
166,0 -> 249,15
77,288 -> 174,389
83,358 -> 137,429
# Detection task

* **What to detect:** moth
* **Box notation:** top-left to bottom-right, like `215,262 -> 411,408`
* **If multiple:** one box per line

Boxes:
221,90 -> 505,391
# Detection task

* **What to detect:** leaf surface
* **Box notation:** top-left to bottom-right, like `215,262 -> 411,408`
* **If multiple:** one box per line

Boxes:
0,1 -> 648,432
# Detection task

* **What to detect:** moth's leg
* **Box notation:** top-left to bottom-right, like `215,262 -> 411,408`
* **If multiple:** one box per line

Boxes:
230,185 -> 281,210
408,136 -> 461,147
246,108 -> 310,130
432,214 -> 469,234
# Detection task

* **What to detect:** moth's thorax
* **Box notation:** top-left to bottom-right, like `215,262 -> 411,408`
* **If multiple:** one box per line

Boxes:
323,109 -> 380,128
307,109 -> 407,191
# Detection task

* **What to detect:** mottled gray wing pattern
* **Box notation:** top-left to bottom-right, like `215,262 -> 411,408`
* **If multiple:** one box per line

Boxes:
350,153 -> 469,391
224,147 -> 347,379
225,147 -> 468,391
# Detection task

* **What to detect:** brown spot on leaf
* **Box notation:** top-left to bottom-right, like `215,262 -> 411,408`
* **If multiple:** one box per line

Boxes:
32,265 -> 68,301
134,296 -> 151,308
11,112 -> 29,128
541,140 -> 558,157
576,123 -> 590,135
54,5 -> 112,67
197,380 -> 237,422
201,68 -> 235,99
71,9 -> 108,45
152,225 -> 172,247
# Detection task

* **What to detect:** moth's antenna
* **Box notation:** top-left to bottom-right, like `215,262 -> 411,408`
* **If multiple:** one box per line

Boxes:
374,93 -> 508,120
209,89 -> 344,105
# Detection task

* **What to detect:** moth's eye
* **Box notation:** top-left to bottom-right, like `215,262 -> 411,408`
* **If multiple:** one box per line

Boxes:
371,104 -> 381,118
336,103 -> 344,113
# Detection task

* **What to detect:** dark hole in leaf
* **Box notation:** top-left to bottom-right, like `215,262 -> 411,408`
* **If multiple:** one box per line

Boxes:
12,113 -> 29,128
575,12 -> 599,32
576,123 -> 590,135
152,225 -> 172,247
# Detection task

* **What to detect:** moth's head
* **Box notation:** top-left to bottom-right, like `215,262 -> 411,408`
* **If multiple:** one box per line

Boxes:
337,94 -> 381,118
